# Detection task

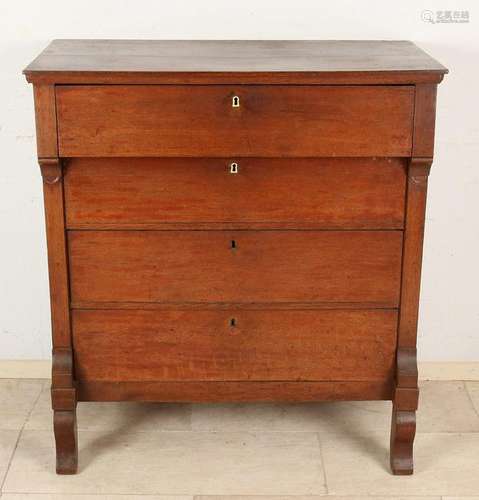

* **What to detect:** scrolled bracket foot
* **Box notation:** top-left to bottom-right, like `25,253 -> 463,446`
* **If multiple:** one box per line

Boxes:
390,408 -> 416,475
53,409 -> 78,474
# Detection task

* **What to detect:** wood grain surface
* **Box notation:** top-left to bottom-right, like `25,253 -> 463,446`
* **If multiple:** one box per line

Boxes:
24,40 -> 447,85
68,230 -> 403,305
24,39 -> 446,475
76,380 -> 394,402
72,309 -> 398,382
56,85 -> 414,157
64,157 -> 407,229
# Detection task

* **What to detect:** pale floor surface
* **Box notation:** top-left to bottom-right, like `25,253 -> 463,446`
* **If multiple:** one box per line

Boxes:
1,379 -> 479,498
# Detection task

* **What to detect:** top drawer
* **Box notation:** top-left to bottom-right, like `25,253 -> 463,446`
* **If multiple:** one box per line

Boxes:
56,85 -> 414,157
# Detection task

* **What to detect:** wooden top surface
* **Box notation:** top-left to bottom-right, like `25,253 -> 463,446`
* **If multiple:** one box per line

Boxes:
24,40 -> 447,84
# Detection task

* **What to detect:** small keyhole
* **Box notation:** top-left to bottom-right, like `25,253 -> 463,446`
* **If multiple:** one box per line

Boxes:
230,162 -> 238,174
231,239 -> 237,249
232,95 -> 240,108
230,318 -> 236,327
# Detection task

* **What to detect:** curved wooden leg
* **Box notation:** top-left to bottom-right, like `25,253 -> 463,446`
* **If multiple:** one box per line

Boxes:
52,349 -> 78,474
390,347 -> 419,475
54,409 -> 78,474
390,407 -> 416,475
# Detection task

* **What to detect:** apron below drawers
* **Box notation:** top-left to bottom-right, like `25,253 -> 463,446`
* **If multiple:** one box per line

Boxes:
72,308 -> 398,382
68,229 -> 403,306
64,157 -> 407,230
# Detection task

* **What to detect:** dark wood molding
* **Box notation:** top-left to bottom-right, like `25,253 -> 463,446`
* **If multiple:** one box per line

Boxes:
70,301 -> 399,311
25,70 -> 446,86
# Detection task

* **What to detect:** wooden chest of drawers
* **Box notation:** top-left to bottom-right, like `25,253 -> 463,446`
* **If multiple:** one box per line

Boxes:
24,40 -> 447,475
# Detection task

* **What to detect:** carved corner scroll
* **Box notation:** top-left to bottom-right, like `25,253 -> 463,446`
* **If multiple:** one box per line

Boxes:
39,158 -> 63,184
409,157 -> 432,187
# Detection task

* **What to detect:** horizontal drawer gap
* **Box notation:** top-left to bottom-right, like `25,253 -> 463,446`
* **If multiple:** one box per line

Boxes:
55,83 -> 419,88
78,379 -> 392,383
71,301 -> 399,311
67,226 -> 404,232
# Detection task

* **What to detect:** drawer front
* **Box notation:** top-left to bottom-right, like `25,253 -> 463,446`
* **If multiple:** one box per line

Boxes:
57,85 -> 414,157
69,230 -> 402,306
64,157 -> 406,229
72,309 -> 398,382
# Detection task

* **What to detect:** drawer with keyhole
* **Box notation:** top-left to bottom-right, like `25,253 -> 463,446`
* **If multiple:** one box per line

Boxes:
64,157 -> 407,230
56,84 -> 414,157
72,308 -> 398,382
68,229 -> 402,306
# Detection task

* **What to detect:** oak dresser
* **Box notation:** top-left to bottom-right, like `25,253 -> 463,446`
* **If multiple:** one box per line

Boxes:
24,40 -> 447,475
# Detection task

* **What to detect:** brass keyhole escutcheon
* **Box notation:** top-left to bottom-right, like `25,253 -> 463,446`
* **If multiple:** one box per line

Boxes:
230,162 -> 239,174
232,95 -> 240,108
